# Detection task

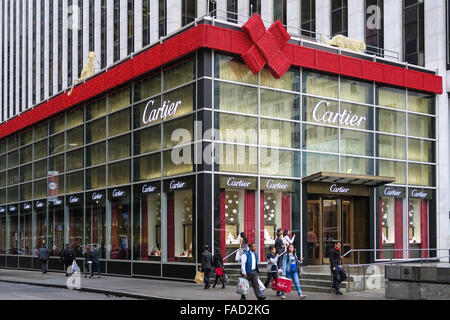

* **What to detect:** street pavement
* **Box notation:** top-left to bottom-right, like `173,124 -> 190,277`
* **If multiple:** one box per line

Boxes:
0,268 -> 390,300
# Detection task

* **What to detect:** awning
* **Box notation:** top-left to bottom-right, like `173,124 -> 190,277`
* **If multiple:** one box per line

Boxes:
302,172 -> 395,187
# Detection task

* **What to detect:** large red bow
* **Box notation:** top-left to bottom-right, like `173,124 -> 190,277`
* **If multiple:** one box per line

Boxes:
241,14 -> 291,79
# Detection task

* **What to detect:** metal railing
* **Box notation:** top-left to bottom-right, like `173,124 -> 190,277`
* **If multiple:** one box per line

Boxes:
341,248 -> 450,292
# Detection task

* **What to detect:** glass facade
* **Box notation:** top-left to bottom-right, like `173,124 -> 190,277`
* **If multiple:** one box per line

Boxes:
0,49 -> 437,275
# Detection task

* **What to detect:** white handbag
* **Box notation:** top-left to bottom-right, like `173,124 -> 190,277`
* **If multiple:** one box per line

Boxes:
235,250 -> 242,262
258,278 -> 266,294
236,277 -> 249,296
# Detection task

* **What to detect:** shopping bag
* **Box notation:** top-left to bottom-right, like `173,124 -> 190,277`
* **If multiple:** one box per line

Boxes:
271,278 -> 277,291
215,267 -> 224,276
194,270 -> 204,284
236,277 -> 249,296
276,277 -> 292,293
223,274 -> 229,284
336,265 -> 348,283
71,260 -> 80,274
258,278 -> 266,295
235,250 -> 242,262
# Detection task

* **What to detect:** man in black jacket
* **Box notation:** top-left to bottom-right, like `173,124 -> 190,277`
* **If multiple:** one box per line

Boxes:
330,242 -> 346,295
60,244 -> 75,277
201,245 -> 214,289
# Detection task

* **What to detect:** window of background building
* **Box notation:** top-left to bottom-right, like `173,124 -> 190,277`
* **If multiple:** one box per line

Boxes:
182,0 -> 196,26
365,0 -> 384,56
58,1 -> 63,91
249,0 -> 261,16
274,0 -> 287,26
301,0 -> 316,38
101,0 -> 107,69
209,0 -> 217,18
128,0 -> 134,55
89,0 -> 95,52
49,1 -> 54,97
78,0 -> 83,77
143,0 -> 151,46
227,0 -> 238,23
159,0 -> 167,37
114,0 -> 120,62
331,0 -> 348,37
68,0 -> 73,86
404,0 -> 424,66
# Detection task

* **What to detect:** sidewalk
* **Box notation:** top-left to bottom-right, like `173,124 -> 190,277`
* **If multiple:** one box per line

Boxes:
0,268 -> 390,300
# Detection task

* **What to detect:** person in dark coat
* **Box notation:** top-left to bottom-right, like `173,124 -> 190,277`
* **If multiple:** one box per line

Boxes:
83,246 -> 93,278
60,244 -> 75,277
212,249 -> 226,289
91,244 -> 101,278
201,245 -> 214,289
330,242 -> 346,295
38,242 -> 50,274
274,230 -> 284,268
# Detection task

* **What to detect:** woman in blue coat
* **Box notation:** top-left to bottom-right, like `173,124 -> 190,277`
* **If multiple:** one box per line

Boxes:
281,244 -> 307,299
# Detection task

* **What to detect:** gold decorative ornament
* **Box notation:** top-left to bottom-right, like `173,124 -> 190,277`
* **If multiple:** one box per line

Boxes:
67,51 -> 96,96
322,34 -> 366,53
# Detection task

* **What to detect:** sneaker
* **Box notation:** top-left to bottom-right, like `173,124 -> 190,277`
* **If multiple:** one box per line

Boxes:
281,295 -> 286,299
335,290 -> 343,295
299,294 -> 307,299
258,296 -> 266,301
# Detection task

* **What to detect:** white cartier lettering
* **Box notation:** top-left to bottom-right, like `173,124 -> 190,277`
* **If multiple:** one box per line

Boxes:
266,179 -> 288,191
54,199 -> 63,206
0,207 -> 4,213
142,184 -> 156,194
330,184 -> 350,193
23,203 -> 31,210
142,99 -> 182,125
69,196 -> 80,204
384,187 -> 402,197
112,189 -> 125,198
36,202 -> 44,208
9,206 -> 16,211
312,100 -> 366,128
227,177 -> 251,188
92,193 -> 103,201
170,180 -> 186,190
411,189 -> 428,198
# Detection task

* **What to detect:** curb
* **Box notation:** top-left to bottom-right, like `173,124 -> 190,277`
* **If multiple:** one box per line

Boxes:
0,278 -> 179,300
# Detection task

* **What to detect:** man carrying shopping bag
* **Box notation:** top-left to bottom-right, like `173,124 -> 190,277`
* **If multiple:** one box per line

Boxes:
239,243 -> 265,301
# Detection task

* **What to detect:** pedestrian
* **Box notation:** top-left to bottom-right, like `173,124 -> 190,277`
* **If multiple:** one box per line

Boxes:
201,245 -> 213,289
239,232 -> 248,253
91,244 -> 101,278
212,249 -> 226,289
240,243 -> 266,301
38,242 -> 49,274
275,230 -> 284,268
264,246 -> 282,296
283,229 -> 295,247
60,244 -> 75,277
281,244 -> 306,299
330,242 -> 346,295
83,245 -> 93,278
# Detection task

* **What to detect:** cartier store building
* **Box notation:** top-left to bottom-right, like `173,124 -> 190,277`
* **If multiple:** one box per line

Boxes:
0,19 -> 442,280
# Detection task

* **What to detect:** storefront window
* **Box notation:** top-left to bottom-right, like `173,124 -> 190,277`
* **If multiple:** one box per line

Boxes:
340,78 -> 374,104
66,149 -> 84,172
303,96 -> 339,125
133,183 -> 162,261
86,142 -> 106,167
0,172 -> 6,188
67,194 -> 84,257
33,200 -> 47,255
0,208 -> 5,253
8,168 -> 19,185
162,84 -> 195,121
50,116 -> 65,135
86,191 -> 106,259
108,187 -> 131,260
340,103 -> 373,130
216,113 -> 258,145
20,165 -> 32,183
215,82 -> 258,115
108,87 -> 131,113
7,136 -> 19,151
20,183 -> 33,201
377,109 -> 406,135
20,204 -> 33,255
303,152 -> 339,177
86,166 -> 107,190
6,206 -> 19,254
163,147 -> 194,177
260,119 -> 300,149
134,126 -> 161,155
214,54 -> 257,85
260,67 -> 300,91
21,130 -> 33,146
134,73 -> 161,103
67,126 -> 83,150
34,160 -> 47,180
87,118 -> 107,143
216,144 -> 258,174
48,199 -> 64,256
49,133 -> 65,155
134,154 -> 161,182
66,171 -> 84,193
340,156 -> 373,175
34,140 -> 48,160
67,108 -> 84,129
108,134 -> 131,161
408,190 -> 430,258
86,98 -> 107,121
20,145 -> 33,164
108,108 -> 131,137
0,141 -> 5,154
49,155 -> 65,174
408,91 -> 434,114
0,155 -> 5,171
260,149 -> 299,177
163,115 -> 194,148
408,164 -> 435,187
377,134 -> 406,160
377,160 -> 406,185
303,125 -> 339,153
303,71 -> 338,99
7,186 -> 19,203
377,86 -> 406,110
8,151 -> 19,168
134,97 -> 162,129
165,177 -> 195,263
260,90 -> 300,120
163,59 -> 195,91
408,139 -> 435,163
34,123 -> 48,141
341,129 -> 373,156
34,179 -> 48,199
408,114 -> 434,139
108,160 -> 131,186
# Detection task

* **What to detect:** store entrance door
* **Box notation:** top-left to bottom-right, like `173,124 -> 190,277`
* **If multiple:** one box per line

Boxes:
307,196 -> 368,265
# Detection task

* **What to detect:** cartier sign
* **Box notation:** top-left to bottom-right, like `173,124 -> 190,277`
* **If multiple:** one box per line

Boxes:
329,184 -> 350,194
92,192 -> 104,201
0,207 -> 4,214
112,189 -> 126,198
142,184 -> 157,194
410,189 -> 430,199
312,100 -> 366,128
382,186 -> 405,198
169,180 -> 186,191
227,177 -> 252,188
142,99 -> 182,125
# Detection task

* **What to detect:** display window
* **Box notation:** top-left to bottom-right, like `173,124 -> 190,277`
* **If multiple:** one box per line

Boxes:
20,202 -> 33,255
108,187 -> 131,260
67,194 -> 84,257
86,191 -> 106,259
217,176 -> 257,260
378,187 -> 405,259
6,205 -> 19,254
33,200 -> 47,256
133,182 -> 162,261
164,177 -> 195,263
0,207 -> 6,253
408,189 -> 431,259
48,197 -> 64,256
